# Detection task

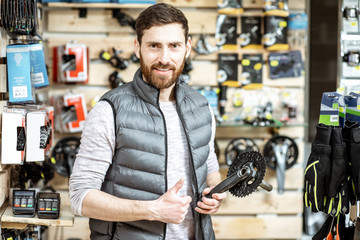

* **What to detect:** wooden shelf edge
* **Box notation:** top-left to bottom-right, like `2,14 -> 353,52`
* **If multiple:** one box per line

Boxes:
46,2 -> 152,9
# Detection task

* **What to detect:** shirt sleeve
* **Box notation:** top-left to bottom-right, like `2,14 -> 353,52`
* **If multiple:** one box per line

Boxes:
69,100 -> 115,216
206,105 -> 220,175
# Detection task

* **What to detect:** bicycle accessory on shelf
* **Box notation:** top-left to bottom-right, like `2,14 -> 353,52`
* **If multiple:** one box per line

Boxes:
51,136 -> 80,177
108,71 -> 125,89
225,137 -> 260,166
342,51 -> 360,66
205,151 -> 272,198
263,16 -> 289,51
268,50 -> 304,79
13,189 -> 36,217
264,0 -> 289,17
37,192 -> 60,219
193,33 -> 219,56
113,9 -> 136,30
0,0 -> 42,39
215,15 -> 237,49
239,16 -> 261,49
263,135 -> 298,194
217,0 -> 243,14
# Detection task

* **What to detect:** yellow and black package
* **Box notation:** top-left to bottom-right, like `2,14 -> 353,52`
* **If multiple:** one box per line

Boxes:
264,0 -> 289,17
239,16 -> 262,50
240,54 -> 263,89
263,16 -> 289,51
217,53 -> 239,87
216,15 -> 238,50
217,0 -> 243,14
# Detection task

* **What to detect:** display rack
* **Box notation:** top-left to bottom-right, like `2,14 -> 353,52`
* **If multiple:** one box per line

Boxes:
0,191 -> 74,230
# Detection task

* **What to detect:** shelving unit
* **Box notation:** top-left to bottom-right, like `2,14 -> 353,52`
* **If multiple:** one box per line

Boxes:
0,0 -> 308,239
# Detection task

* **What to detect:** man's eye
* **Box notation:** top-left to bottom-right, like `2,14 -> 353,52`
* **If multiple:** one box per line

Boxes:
150,44 -> 158,48
171,44 -> 179,48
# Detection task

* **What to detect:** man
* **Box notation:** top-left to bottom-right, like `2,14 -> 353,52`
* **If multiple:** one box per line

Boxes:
69,3 -> 226,240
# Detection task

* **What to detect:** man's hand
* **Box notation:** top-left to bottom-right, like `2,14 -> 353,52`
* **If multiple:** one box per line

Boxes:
195,187 -> 227,214
150,178 -> 192,224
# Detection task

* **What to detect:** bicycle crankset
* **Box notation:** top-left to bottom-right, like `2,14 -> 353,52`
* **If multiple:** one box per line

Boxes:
206,151 -> 272,198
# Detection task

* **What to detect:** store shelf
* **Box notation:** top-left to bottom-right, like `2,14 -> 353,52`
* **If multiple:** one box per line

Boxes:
0,198 -> 74,229
46,2 -> 152,9
218,121 -> 307,128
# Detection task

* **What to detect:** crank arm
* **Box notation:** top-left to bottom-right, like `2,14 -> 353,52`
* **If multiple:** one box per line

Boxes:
259,180 -> 273,192
205,167 -> 251,198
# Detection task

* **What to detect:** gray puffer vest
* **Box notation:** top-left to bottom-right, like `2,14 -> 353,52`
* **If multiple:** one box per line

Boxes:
89,69 -> 215,240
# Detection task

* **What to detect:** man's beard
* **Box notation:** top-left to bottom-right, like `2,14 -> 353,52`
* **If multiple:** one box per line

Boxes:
140,52 -> 185,89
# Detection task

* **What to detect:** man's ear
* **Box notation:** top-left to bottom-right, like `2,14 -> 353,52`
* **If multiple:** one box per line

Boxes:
134,38 -> 140,58
185,36 -> 192,59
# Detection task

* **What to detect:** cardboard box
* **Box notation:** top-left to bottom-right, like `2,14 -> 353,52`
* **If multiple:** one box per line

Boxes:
55,43 -> 89,83
6,44 -> 35,103
1,112 -> 25,164
63,93 -> 87,133
26,111 -> 46,162
30,43 -> 49,88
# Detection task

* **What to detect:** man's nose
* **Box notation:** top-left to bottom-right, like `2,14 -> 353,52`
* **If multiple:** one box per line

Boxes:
159,48 -> 170,65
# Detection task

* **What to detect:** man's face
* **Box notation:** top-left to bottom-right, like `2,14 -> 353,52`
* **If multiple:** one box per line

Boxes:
135,23 -> 191,89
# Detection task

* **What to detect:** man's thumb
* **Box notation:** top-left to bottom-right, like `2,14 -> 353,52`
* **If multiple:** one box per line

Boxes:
170,178 -> 184,194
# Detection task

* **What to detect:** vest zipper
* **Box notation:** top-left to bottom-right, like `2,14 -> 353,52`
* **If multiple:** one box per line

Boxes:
175,104 -> 205,240
157,93 -> 168,240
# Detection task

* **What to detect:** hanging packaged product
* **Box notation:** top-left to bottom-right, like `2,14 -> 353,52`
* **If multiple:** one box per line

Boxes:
345,92 -> 360,124
240,54 -> 263,89
198,87 -> 222,122
26,111 -> 47,162
40,106 -> 54,157
288,13 -> 308,49
239,17 -> 262,50
268,50 -> 304,79
29,43 -> 49,88
341,0 -> 359,33
319,92 -> 346,127
263,16 -> 289,51
52,93 -> 87,133
1,112 -> 26,165
53,43 -> 89,83
217,0 -> 243,14
215,15 -> 238,50
263,0 -> 289,17
6,44 -> 36,103
217,53 -> 239,87
340,36 -> 360,78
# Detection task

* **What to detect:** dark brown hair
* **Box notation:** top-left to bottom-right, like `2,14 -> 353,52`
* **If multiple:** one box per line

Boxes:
135,3 -> 189,44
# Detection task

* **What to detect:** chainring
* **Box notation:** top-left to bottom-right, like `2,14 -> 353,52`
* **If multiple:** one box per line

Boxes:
227,150 -> 266,197
225,137 -> 260,166
263,135 -> 298,170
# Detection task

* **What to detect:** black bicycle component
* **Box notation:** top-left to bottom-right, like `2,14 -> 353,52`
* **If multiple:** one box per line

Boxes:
263,135 -> 298,193
108,70 -> 125,89
113,9 -> 136,30
51,136 -> 80,177
343,7 -> 358,20
263,135 -> 298,170
181,59 -> 193,84
13,189 -> 36,217
343,51 -> 360,66
225,137 -> 259,166
37,192 -> 60,219
193,33 -> 219,55
206,151 -> 272,198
